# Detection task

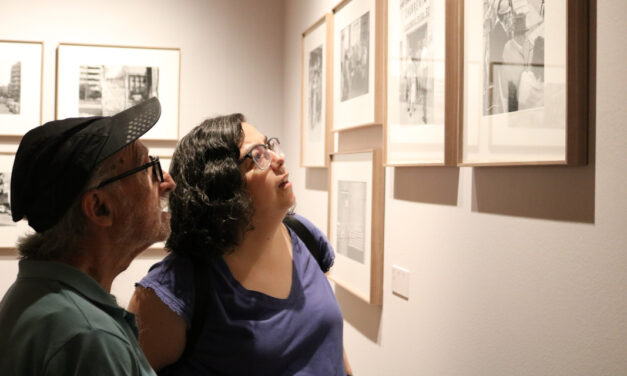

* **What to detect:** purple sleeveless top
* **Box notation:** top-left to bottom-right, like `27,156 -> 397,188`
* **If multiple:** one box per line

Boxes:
138,214 -> 345,376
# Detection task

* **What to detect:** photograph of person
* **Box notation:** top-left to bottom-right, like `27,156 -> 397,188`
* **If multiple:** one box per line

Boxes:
483,0 -> 545,115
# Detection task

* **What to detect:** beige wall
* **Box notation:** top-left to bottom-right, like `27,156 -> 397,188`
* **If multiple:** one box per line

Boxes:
283,0 -> 627,375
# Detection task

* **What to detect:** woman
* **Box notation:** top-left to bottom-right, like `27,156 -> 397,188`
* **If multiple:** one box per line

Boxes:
128,114 -> 351,375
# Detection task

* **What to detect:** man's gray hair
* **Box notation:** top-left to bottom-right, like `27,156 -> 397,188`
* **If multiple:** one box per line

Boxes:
17,158 -> 119,260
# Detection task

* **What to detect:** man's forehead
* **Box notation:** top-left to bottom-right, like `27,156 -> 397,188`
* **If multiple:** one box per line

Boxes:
110,141 -> 148,166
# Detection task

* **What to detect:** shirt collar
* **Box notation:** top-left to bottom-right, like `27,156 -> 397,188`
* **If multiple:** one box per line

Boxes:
17,259 -> 124,313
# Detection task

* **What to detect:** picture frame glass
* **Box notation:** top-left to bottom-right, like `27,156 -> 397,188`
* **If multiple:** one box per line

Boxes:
387,0 -> 447,164
328,151 -> 374,301
302,19 -> 328,167
0,41 -> 42,136
333,0 -> 377,130
0,154 -> 33,249
57,44 -> 180,141
463,0 -> 566,164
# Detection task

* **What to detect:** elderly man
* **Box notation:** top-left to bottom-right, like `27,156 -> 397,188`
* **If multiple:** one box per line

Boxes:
0,97 -> 174,375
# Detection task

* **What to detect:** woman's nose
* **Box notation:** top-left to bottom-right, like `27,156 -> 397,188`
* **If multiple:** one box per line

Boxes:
159,171 -> 176,194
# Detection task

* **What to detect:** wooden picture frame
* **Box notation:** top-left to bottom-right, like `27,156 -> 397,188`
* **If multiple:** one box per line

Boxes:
327,149 -> 384,305
459,0 -> 589,166
384,0 -> 461,166
56,43 -> 181,141
0,40 -> 43,136
301,14 -> 334,167
332,0 -> 386,132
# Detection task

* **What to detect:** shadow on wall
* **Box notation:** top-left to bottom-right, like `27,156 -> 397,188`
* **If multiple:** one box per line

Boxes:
305,167 -> 328,191
471,163 -> 595,223
335,284 -> 382,343
393,167 -> 460,206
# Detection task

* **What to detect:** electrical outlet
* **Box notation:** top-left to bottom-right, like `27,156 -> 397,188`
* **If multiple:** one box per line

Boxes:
391,265 -> 410,299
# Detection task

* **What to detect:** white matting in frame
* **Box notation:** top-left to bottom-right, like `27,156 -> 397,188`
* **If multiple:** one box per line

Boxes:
461,0 -> 588,165
301,14 -> 333,167
328,150 -> 384,305
0,41 -> 43,136
56,44 -> 180,141
333,0 -> 382,131
0,153 -> 34,250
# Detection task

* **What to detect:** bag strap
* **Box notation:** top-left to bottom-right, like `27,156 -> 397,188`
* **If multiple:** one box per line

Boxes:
177,259 -> 211,365
283,215 -> 326,272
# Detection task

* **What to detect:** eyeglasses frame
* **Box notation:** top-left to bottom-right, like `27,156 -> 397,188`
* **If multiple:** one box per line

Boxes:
95,156 -> 164,189
237,137 -> 281,170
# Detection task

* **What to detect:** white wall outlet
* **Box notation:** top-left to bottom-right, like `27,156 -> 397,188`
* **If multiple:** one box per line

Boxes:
391,265 -> 410,299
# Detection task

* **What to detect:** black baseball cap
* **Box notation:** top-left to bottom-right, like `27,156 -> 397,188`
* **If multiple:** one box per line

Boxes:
11,97 -> 161,233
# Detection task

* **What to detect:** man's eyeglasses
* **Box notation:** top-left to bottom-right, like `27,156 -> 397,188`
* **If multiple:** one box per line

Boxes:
237,137 -> 282,170
96,156 -> 164,189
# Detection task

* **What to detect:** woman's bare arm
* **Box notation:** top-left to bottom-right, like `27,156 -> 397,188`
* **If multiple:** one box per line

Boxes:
128,286 -> 187,370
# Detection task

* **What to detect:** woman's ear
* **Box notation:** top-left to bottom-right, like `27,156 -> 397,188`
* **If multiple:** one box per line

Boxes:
82,189 -> 114,227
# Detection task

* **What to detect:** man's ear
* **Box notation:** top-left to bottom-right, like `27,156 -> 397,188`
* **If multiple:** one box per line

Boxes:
82,189 -> 114,227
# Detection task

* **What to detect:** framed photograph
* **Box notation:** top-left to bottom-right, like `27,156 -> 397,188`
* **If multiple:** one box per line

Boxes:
460,0 -> 589,165
0,153 -> 33,250
385,0 -> 461,166
301,14 -> 334,167
56,43 -> 181,141
327,150 -> 384,305
332,0 -> 385,132
0,40 -> 43,136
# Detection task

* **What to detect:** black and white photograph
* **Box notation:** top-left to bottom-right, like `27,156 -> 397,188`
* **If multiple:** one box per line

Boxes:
307,46 -> 323,141
483,0 -> 545,115
0,170 -> 12,226
399,0 -> 434,125
340,11 -> 370,102
0,60 -> 21,115
79,65 -> 159,117
336,180 -> 366,264
57,44 -> 180,140
0,154 -> 14,227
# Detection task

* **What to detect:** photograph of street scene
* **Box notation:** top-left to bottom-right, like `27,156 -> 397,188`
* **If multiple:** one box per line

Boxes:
336,180 -> 366,264
398,0 -> 434,125
79,65 -> 159,116
340,11 -> 370,102
0,170 -> 13,226
0,60 -> 21,115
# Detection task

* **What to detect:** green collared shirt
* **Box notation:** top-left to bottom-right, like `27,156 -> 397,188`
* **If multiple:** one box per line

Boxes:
0,260 -> 156,376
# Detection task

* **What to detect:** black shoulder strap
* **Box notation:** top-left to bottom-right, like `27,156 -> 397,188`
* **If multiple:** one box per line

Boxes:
283,215 -> 326,272
176,259 -> 211,365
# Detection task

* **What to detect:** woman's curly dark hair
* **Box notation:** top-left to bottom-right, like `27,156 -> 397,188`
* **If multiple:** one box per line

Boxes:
165,113 -> 254,261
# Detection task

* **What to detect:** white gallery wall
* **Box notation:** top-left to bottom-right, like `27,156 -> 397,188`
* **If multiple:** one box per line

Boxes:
282,0 -> 627,375
0,0 -> 285,306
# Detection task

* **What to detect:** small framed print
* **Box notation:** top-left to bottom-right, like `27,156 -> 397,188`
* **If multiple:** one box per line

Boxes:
460,0 -> 589,165
332,0 -> 385,132
56,43 -> 181,141
328,150 -> 384,305
385,0 -> 461,166
0,40 -> 43,136
0,153 -> 33,250
301,14 -> 334,167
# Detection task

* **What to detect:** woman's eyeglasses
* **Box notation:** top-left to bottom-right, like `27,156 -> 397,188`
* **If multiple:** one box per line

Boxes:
95,156 -> 163,189
237,137 -> 282,170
